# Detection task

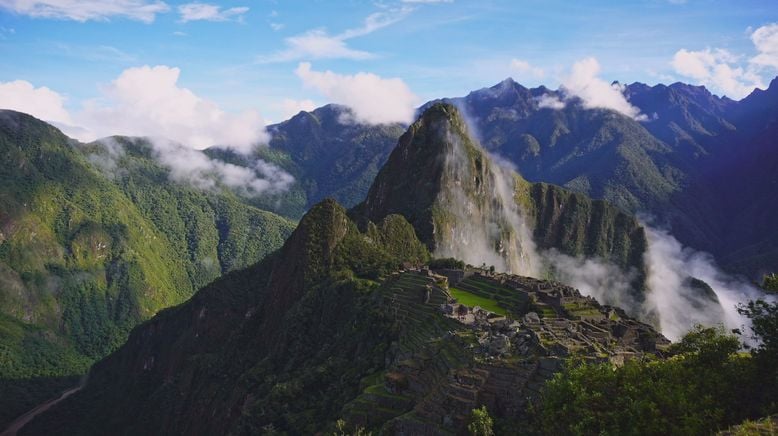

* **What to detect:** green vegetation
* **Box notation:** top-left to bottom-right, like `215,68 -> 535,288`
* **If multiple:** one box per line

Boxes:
333,419 -> 372,436
720,416 -> 778,435
429,257 -> 465,270
24,199 -> 431,435
0,110 -> 293,426
535,299 -> 778,435
762,273 -> 778,293
0,374 -> 82,428
450,287 -> 507,316
468,406 -> 495,436
356,103 -> 649,295
241,104 -> 405,217
455,276 -> 531,317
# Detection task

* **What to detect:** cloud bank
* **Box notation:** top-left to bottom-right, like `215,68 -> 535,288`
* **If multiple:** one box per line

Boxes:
561,57 -> 646,120
0,67 -> 285,196
672,48 -> 764,99
95,137 -> 293,197
295,62 -> 418,125
535,93 -> 565,110
524,57 -> 645,120
751,23 -> 778,69
0,66 -> 268,153
642,226 -> 762,341
0,80 -> 73,125
672,23 -> 778,99
0,0 -> 170,23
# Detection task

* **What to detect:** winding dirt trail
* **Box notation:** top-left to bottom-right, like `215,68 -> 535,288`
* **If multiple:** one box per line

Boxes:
0,386 -> 81,436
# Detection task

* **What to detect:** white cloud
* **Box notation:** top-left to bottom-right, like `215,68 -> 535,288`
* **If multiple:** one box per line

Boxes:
91,136 -> 293,196
750,23 -> 778,69
535,93 -> 565,110
259,29 -> 375,63
401,0 -> 452,3
280,98 -> 317,119
257,7 -> 410,63
669,23 -> 778,99
0,0 -> 169,23
4,66 -> 268,153
269,22 -> 284,31
146,138 -> 293,195
643,226 -> 762,341
294,62 -> 418,125
561,57 -> 646,120
672,48 -> 765,99
508,58 -> 544,79
0,80 -> 73,125
178,2 -> 248,23
1,71 -> 293,196
73,66 -> 267,152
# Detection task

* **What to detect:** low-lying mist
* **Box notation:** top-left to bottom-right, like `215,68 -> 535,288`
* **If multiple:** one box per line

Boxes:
91,137 -> 294,197
643,225 -> 763,341
431,135 -> 765,341
431,126 -> 540,277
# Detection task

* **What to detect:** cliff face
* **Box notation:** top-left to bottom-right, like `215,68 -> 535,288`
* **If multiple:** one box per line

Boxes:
357,103 -> 647,290
525,182 -> 648,286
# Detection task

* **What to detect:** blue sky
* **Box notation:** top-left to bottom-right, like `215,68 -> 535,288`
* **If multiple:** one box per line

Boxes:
1,0 -> 777,146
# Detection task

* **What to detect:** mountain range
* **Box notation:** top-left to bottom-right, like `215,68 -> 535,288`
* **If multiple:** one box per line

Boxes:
424,77 -> 778,278
0,76 -> 775,434
218,76 -> 777,278
16,102 -> 671,435
0,111 -> 294,425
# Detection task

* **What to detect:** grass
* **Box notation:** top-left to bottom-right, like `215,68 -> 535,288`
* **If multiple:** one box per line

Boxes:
450,287 -> 507,316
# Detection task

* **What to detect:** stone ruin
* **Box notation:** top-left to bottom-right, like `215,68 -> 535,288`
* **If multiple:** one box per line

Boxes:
438,268 -> 670,362
345,268 -> 671,434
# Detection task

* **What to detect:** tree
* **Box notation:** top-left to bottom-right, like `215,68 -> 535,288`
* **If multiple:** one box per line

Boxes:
468,406 -> 494,436
738,299 -> 778,409
762,273 -> 778,293
535,326 -> 753,435
739,299 -> 778,358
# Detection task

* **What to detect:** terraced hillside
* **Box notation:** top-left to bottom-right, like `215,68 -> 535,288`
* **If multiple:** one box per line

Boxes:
337,269 -> 668,434
20,196 -> 667,435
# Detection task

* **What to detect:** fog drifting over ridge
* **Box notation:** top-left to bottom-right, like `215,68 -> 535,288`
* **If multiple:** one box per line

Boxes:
429,104 -> 764,341
92,136 -> 294,197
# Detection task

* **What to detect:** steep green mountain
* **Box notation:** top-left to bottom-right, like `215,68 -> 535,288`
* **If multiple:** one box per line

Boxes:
423,79 -> 682,214
695,78 -> 778,276
0,110 -> 294,426
623,81 -> 736,160
23,197 -> 667,435
424,77 -> 778,278
208,104 -> 406,218
22,199 -> 432,435
624,78 -> 778,276
355,103 -> 647,295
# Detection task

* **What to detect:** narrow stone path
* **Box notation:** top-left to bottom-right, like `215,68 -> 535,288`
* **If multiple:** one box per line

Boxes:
0,386 -> 81,436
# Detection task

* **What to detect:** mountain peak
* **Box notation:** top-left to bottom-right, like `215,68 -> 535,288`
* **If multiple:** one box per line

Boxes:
357,102 -> 469,246
356,102 -> 544,274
